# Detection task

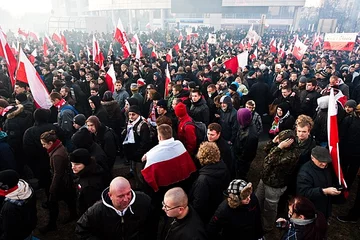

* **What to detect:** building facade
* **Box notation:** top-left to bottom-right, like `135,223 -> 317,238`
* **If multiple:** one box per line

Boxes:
51,0 -> 306,31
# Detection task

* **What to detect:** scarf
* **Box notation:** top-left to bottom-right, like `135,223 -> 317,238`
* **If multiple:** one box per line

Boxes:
150,104 -> 157,122
47,139 -> 61,153
54,98 -> 66,109
269,110 -> 290,135
0,185 -> 18,197
1,105 -> 14,117
5,180 -> 32,200
123,116 -> 141,145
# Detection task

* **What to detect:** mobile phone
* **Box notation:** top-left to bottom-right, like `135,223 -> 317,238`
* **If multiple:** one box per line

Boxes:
337,186 -> 344,191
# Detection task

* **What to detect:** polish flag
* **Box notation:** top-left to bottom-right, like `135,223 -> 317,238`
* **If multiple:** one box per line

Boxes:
60,32 -> 68,52
0,30 -> 17,86
24,44 -> 30,51
29,49 -> 37,64
286,43 -> 293,55
173,42 -> 181,54
149,39 -> 156,46
151,46 -> 158,59
312,33 -> 321,50
250,48 -> 258,60
141,138 -> 196,192
246,41 -> 251,49
11,42 -> 18,55
164,64 -> 171,98
278,45 -> 285,58
16,48 -> 52,109
239,39 -> 245,51
277,39 -> 282,52
270,38 -> 277,53
86,45 -> 91,58
107,42 -> 113,57
292,38 -> 308,60
44,34 -> 53,47
178,32 -> 184,41
93,35 -> 104,67
327,88 -> 348,197
114,18 -> 132,58
133,34 -> 143,59
105,64 -> 116,92
43,38 -> 49,56
145,22 -> 151,29
28,31 -> 39,42
223,51 -> 249,74
18,28 -> 28,39
166,48 -> 172,63
52,32 -> 62,45
209,58 -> 215,69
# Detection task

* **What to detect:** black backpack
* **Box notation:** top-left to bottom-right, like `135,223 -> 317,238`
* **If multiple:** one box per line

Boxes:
183,120 -> 207,147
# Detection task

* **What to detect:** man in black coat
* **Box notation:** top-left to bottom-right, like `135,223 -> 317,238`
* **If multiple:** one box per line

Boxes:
189,88 -> 210,126
76,177 -> 155,240
297,146 -> 342,219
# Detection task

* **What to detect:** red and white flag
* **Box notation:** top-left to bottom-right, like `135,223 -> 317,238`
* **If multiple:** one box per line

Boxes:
173,42 -> 181,54
16,48 -> 52,109
292,38 -> 308,60
151,46 -> 158,59
286,43 -> 293,55
209,58 -> 215,69
29,49 -> 37,64
0,30 -> 17,86
52,32 -> 62,45
44,34 -> 53,47
327,88 -> 348,195
86,45 -> 91,58
18,28 -> 28,39
178,32 -> 184,41
114,18 -> 132,58
312,33 -> 321,50
278,45 -> 285,58
238,39 -> 245,51
105,64 -> 116,92
270,38 -> 277,53
28,31 -> 39,42
92,35 -> 104,68
323,33 -> 357,52
250,48 -> 258,60
145,22 -> 151,29
11,42 -> 18,56
60,32 -> 68,52
166,48 -> 172,63
164,64 -> 171,98
223,51 -> 249,73
133,34 -> 143,59
141,138 -> 196,192
43,38 -> 49,56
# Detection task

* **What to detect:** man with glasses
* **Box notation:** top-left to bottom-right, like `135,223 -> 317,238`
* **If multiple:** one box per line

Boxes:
76,177 -> 155,240
160,187 -> 207,240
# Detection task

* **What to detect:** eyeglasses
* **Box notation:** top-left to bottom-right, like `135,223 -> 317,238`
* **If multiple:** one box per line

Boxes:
162,201 -> 183,211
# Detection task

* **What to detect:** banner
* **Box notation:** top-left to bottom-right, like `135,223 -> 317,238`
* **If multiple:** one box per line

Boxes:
207,33 -> 217,44
323,33 -> 357,51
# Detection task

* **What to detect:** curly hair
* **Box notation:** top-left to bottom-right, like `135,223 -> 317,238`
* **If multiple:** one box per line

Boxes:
196,141 -> 220,166
296,114 -> 314,130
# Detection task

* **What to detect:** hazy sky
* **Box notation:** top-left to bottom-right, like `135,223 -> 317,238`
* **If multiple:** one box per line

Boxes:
1,0 -> 320,16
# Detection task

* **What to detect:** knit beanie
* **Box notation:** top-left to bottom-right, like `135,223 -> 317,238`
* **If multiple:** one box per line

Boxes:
0,170 -> 19,190
174,102 -> 187,118
33,108 -> 51,123
71,128 -> 93,149
345,100 -> 357,109
237,108 -> 252,127
102,91 -> 114,101
128,105 -> 141,115
73,114 -> 86,126
126,98 -> 138,107
69,148 -> 91,166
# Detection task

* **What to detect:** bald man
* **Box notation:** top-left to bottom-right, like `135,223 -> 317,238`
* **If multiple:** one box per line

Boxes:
76,177 -> 155,240
160,187 -> 208,240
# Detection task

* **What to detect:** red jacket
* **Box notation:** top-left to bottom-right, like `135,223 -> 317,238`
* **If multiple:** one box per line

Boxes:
177,114 -> 197,156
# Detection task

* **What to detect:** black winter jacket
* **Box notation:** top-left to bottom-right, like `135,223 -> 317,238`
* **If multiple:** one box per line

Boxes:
76,188 -> 154,240
190,98 -> 210,126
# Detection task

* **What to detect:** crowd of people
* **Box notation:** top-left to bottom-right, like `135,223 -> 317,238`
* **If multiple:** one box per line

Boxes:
0,26 -> 360,240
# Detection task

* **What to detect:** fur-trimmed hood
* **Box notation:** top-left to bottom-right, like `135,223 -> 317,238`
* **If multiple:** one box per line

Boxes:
5,104 -> 24,119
